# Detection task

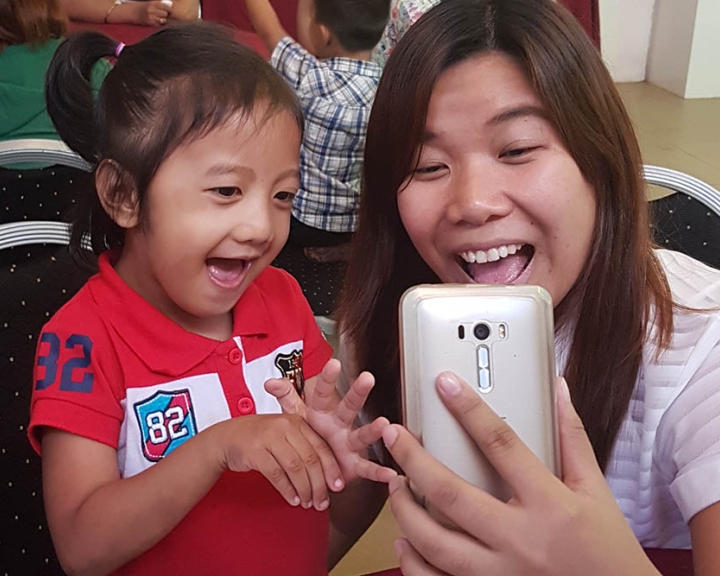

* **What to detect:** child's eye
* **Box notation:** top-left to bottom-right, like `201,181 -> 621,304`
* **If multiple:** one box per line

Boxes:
212,187 -> 241,198
275,191 -> 296,202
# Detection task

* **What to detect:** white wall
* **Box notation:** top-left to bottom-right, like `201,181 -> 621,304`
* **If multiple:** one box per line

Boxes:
685,0 -> 720,98
600,0 -> 656,82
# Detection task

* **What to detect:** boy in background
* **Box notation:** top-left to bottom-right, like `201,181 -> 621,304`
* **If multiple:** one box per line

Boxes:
244,0 -> 389,262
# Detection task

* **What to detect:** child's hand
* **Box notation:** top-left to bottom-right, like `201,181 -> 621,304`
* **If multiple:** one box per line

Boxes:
265,358 -> 397,487
217,413 -> 343,511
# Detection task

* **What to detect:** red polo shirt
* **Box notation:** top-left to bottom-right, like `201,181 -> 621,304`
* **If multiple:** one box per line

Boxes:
29,252 -> 333,575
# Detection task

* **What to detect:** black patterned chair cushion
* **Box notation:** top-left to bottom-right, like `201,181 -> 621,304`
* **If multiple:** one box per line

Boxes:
0,244 -> 95,575
272,243 -> 347,318
650,193 -> 720,270
0,166 -> 91,225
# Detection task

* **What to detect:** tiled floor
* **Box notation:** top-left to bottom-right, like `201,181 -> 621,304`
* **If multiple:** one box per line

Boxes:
330,82 -> 720,576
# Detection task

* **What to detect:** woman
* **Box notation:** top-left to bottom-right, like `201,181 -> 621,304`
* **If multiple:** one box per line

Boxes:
338,0 -> 720,573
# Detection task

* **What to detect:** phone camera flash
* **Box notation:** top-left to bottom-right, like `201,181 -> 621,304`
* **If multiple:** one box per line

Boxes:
498,323 -> 507,339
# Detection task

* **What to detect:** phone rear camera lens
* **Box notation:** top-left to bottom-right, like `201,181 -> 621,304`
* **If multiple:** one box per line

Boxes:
473,323 -> 490,340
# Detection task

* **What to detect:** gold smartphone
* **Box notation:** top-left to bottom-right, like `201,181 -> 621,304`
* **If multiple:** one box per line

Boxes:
400,285 -> 561,505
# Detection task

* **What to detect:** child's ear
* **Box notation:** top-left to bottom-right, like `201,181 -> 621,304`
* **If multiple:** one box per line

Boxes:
95,159 -> 140,229
318,22 -> 333,48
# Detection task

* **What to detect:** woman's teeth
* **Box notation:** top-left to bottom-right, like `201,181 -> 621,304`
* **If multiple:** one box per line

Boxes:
459,244 -> 524,264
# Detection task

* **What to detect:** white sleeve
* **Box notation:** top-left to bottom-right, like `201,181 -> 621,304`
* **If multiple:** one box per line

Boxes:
656,315 -> 720,523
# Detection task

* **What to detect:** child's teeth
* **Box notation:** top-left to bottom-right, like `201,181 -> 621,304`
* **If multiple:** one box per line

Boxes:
487,248 -> 500,262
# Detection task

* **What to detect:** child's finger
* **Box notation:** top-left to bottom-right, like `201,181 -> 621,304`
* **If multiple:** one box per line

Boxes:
254,450 -> 300,507
265,378 -> 303,415
300,425 -> 345,493
354,457 -> 398,484
347,417 -> 389,452
287,432 -> 331,511
271,441 -> 314,509
308,358 -> 342,413
335,371 -> 375,427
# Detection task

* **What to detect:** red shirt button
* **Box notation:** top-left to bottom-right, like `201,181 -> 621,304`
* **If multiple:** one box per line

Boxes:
228,348 -> 242,365
237,397 -> 255,414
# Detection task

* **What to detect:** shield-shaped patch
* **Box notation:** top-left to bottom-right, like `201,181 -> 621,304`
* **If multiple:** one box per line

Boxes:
274,349 -> 305,398
133,389 -> 198,462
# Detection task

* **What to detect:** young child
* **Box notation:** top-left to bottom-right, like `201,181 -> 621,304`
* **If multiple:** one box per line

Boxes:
244,0 -> 389,262
29,24 -> 393,576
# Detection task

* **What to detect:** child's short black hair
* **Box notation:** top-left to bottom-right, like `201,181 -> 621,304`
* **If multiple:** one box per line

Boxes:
314,0 -> 390,52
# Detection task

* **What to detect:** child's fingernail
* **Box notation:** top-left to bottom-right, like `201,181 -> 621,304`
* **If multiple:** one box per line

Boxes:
302,501 -> 311,509
334,478 -> 344,490
291,496 -> 300,506
317,499 -> 329,511
383,425 -> 399,448
437,372 -> 461,396
388,475 -> 401,494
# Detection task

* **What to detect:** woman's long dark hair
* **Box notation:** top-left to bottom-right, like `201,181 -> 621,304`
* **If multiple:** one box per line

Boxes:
337,0 -> 673,470
45,22 -> 303,267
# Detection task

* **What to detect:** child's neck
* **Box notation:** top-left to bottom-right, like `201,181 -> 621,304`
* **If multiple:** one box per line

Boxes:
330,47 -> 373,62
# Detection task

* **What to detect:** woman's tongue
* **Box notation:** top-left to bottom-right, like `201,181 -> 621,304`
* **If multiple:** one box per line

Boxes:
207,258 -> 246,287
466,253 -> 528,284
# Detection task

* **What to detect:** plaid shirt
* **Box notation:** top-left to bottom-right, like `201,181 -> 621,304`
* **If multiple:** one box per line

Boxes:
271,37 -> 382,233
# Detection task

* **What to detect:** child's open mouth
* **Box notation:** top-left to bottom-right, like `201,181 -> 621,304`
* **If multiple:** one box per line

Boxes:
457,243 -> 534,284
207,257 -> 251,289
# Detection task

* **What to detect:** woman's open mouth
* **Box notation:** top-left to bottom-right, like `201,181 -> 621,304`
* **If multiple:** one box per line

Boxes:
457,243 -> 534,284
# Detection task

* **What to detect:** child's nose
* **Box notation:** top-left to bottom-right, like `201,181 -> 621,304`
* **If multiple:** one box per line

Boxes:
447,164 -> 513,225
233,199 -> 274,245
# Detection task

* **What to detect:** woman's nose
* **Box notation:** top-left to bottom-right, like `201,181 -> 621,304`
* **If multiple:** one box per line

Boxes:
446,164 -> 513,225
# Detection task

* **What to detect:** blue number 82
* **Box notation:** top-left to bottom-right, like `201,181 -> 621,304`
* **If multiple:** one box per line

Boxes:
35,333 -> 94,393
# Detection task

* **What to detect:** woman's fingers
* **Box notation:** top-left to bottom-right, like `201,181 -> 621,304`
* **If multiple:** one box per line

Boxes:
389,476 -> 496,576
555,377 -> 604,489
435,371 -> 558,500
383,424 -> 508,547
395,538 -> 449,576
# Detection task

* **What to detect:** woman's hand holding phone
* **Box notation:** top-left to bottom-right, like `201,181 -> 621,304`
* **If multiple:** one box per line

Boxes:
383,371 -> 661,576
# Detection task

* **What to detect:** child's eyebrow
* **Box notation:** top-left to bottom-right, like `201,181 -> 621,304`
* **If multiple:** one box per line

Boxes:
204,164 -> 300,182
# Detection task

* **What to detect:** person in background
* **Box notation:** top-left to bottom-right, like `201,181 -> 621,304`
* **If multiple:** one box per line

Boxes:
244,0 -> 389,263
30,23 -> 394,575
371,0 -> 439,67
338,0 -> 720,573
59,0 -> 199,27
0,0 -> 110,168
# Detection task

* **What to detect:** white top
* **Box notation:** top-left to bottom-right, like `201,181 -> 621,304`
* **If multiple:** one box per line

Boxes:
604,249 -> 720,548
340,249 -> 720,548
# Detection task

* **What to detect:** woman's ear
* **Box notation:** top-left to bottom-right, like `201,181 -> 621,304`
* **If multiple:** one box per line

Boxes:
95,159 -> 140,229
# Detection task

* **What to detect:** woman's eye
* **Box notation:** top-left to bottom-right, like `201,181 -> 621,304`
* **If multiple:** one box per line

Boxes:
414,164 -> 445,175
275,191 -> 296,202
212,187 -> 241,198
501,146 -> 539,159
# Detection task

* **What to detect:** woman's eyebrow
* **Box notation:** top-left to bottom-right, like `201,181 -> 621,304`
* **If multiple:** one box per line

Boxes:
488,105 -> 546,126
